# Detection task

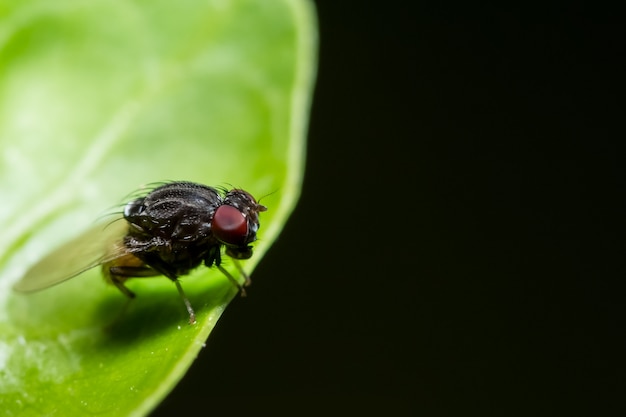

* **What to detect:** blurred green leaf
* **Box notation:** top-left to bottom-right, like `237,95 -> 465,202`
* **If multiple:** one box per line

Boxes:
0,0 -> 316,415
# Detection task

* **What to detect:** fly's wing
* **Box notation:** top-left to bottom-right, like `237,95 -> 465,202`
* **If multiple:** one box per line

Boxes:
13,219 -> 132,293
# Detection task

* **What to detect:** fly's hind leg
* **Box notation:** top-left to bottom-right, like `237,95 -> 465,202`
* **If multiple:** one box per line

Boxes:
106,264 -> 161,298
102,263 -> 160,328
110,262 -> 197,325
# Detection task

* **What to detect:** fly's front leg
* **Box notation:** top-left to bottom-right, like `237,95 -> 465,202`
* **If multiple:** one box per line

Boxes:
206,247 -> 248,296
216,264 -> 246,296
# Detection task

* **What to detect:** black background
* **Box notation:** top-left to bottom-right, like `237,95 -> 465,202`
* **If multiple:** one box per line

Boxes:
155,2 -> 624,416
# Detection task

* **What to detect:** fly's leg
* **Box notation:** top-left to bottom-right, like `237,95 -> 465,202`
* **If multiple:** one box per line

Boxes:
173,280 -> 196,325
108,265 -> 161,298
233,259 -> 252,288
207,247 -> 249,297
101,264 -> 160,328
110,265 -> 197,325
216,265 -> 245,296
216,259 -> 251,297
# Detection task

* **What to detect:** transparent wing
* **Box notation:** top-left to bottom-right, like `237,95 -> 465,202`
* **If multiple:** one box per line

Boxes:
13,218 -> 133,292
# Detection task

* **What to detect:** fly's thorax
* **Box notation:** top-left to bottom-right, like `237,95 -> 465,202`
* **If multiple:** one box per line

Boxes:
123,182 -> 221,242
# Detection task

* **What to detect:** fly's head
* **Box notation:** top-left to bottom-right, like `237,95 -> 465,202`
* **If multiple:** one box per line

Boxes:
212,189 -> 267,260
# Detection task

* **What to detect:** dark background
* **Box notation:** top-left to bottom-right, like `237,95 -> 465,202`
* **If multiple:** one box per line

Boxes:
155,2 -> 624,416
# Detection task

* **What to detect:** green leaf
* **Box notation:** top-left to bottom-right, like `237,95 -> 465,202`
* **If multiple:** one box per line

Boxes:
0,0 -> 317,415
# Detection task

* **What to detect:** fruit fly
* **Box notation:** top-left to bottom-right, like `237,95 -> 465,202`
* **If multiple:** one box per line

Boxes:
13,181 -> 267,324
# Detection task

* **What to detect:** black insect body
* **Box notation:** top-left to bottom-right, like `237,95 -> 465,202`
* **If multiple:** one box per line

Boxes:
14,182 -> 267,324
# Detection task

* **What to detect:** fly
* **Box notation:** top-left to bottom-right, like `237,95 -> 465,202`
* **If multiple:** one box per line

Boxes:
13,181 -> 267,324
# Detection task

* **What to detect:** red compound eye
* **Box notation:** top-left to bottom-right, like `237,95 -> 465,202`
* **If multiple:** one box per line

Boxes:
211,205 -> 248,246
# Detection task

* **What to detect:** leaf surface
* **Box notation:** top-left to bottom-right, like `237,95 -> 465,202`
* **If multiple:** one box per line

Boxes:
0,1 -> 316,415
